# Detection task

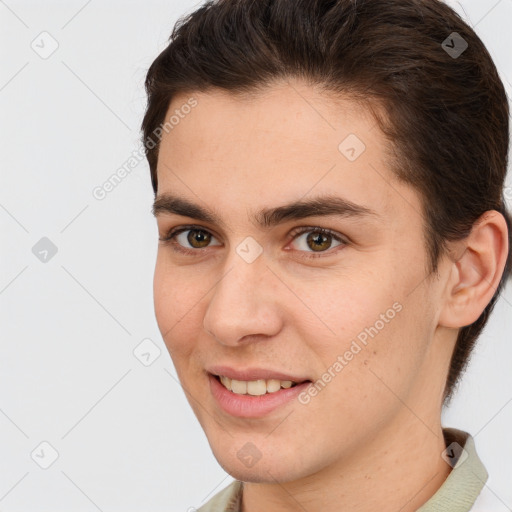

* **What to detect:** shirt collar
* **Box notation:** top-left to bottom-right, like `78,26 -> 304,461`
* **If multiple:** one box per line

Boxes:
417,427 -> 488,511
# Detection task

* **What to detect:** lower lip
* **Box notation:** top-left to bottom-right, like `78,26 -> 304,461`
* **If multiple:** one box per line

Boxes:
208,373 -> 311,418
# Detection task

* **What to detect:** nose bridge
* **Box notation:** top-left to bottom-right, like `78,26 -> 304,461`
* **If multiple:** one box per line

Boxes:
203,247 -> 282,345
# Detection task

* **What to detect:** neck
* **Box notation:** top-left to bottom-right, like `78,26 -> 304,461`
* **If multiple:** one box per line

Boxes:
241,411 -> 452,512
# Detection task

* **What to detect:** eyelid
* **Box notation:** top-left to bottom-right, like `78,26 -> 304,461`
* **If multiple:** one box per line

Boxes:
158,224 -> 347,257
158,224 -> 220,244
288,225 -> 347,243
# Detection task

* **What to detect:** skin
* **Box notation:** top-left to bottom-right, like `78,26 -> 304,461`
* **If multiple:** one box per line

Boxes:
152,79 -> 508,512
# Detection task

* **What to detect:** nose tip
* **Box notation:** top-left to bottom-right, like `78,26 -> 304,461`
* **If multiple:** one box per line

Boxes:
202,259 -> 283,346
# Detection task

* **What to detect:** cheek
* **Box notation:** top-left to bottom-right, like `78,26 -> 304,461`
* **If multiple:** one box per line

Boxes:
153,258 -> 174,333
296,268 -> 424,390
153,256 -> 205,357
290,269 -> 396,347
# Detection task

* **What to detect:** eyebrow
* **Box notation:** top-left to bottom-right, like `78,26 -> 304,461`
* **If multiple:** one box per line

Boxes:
152,193 -> 380,229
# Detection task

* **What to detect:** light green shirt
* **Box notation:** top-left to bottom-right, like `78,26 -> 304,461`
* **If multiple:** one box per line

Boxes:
197,427 -> 488,512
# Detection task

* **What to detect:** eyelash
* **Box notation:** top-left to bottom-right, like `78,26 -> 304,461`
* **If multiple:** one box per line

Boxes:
158,225 -> 347,259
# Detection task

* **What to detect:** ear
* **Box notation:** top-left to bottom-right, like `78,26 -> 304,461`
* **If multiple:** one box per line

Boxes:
438,210 -> 509,329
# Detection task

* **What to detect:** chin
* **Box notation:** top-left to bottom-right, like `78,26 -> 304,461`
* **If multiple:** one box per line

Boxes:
211,445 -> 309,484
218,459 -> 295,484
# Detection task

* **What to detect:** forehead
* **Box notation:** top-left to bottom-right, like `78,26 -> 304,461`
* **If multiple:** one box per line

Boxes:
165,81 -> 377,156
156,80 -> 421,226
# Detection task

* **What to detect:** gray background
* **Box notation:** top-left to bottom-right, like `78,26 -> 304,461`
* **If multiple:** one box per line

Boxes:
0,0 -> 511,510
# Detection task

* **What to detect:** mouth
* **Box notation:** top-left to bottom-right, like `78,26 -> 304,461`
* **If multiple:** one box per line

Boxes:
208,372 -> 313,418
205,365 -> 314,417
212,373 -> 307,396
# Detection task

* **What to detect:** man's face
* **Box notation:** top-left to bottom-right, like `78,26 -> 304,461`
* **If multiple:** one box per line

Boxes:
153,81 -> 452,483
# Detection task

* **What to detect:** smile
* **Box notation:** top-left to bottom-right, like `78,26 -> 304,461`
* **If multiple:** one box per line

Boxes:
216,375 -> 299,395
208,373 -> 312,418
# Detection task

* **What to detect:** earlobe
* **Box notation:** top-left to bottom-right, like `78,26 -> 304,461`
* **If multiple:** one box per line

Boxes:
438,210 -> 509,329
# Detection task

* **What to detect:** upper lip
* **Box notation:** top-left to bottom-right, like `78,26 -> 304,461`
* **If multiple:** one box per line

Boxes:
207,365 -> 311,383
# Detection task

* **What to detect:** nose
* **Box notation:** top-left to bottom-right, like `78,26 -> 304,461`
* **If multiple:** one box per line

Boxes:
202,253 -> 284,346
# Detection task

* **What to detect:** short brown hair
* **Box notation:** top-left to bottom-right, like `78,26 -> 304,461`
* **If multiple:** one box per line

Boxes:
141,0 -> 511,406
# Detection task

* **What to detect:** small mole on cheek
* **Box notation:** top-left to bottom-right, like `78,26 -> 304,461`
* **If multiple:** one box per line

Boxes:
373,350 -> 377,355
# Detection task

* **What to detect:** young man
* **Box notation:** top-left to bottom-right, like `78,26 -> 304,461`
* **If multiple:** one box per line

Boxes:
142,0 -> 511,510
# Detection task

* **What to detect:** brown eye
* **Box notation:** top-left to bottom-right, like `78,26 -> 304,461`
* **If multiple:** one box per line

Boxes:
305,231 -> 333,252
289,227 -> 345,257
186,229 -> 211,248
159,226 -> 222,254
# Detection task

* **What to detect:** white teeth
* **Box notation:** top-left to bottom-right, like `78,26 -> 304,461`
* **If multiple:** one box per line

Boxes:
218,376 -> 299,395
247,380 -> 267,396
231,379 -> 247,394
266,379 -> 281,393
220,375 -> 231,391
